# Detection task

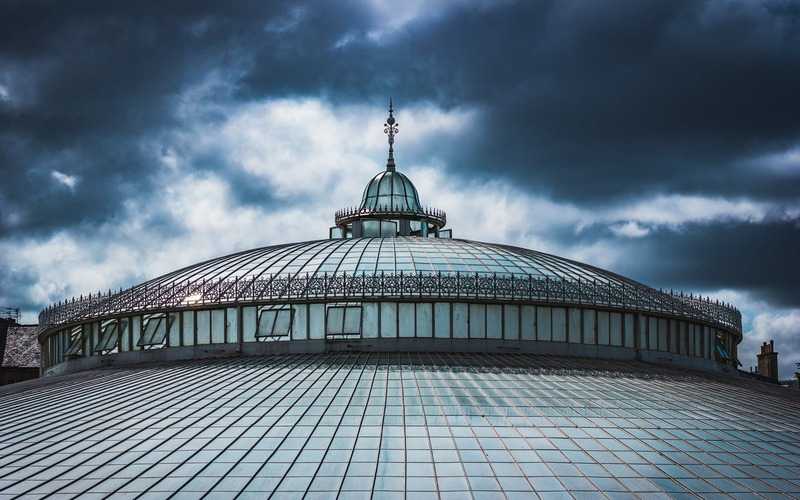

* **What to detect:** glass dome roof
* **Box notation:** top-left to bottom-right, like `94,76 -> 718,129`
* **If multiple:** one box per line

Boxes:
4,353 -> 799,499
140,237 -> 632,286
38,236 -> 741,338
359,170 -> 424,213
37,101 -> 741,340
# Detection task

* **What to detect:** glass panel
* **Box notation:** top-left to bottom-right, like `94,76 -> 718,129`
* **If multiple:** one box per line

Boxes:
211,309 -> 225,344
452,303 -> 468,339
139,313 -> 171,347
329,226 -> 344,239
521,305 -> 535,340
638,315 -> 647,349
362,220 -> 381,238
380,220 -> 397,237
658,318 -> 668,351
399,303 -> 414,338
504,305 -> 519,340
258,310 -> 278,336
486,305 -> 501,339
293,305 -> 308,340
226,308 -> 238,344
568,308 -> 581,343
597,311 -> 610,345
648,316 -> 658,351
243,306 -> 257,342
130,316 -> 141,351
326,307 -> 344,335
434,303 -> 450,338
182,310 -> 195,346
362,303 -> 379,338
343,306 -> 361,335
552,308 -> 566,342
65,326 -> 83,356
91,322 -> 100,354
469,304 -> 486,339
168,313 -> 181,347
610,313 -> 622,346
273,310 -> 292,335
196,310 -> 211,345
624,313 -> 635,348
119,317 -> 130,352
416,303 -> 432,338
537,307 -> 551,341
380,302 -> 397,338
309,304 -> 325,339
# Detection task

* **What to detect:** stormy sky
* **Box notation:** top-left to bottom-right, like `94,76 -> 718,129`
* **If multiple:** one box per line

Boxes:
1,0 -> 798,377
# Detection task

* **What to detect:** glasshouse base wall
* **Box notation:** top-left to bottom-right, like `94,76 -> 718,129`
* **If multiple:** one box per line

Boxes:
43,338 -> 731,378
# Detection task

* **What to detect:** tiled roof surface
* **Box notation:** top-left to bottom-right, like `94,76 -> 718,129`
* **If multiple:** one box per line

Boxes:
0,353 -> 798,497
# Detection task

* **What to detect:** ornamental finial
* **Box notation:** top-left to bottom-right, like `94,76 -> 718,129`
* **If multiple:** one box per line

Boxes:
384,98 -> 398,172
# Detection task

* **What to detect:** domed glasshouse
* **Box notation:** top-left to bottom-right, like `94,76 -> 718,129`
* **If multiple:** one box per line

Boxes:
3,102 -> 799,500
38,102 -> 741,373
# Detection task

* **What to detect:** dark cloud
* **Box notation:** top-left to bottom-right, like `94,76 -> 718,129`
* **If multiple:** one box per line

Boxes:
0,0 -> 797,331
237,1 -> 800,203
605,220 -> 800,308
0,1 -> 305,237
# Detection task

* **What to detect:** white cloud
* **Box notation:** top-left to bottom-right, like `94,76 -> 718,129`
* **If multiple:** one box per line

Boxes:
606,194 -> 772,227
745,146 -> 800,175
0,84 -> 9,102
609,221 -> 650,238
743,309 -> 800,380
344,0 -> 512,45
50,170 -> 78,190
4,97 -> 797,332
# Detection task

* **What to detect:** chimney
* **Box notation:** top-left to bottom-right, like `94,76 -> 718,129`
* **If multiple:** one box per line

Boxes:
757,340 -> 779,381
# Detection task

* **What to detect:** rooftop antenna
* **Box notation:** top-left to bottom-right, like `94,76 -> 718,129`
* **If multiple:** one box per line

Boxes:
384,98 -> 398,172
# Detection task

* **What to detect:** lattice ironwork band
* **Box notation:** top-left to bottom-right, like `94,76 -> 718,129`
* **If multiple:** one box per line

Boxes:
334,206 -> 446,227
39,272 -> 742,336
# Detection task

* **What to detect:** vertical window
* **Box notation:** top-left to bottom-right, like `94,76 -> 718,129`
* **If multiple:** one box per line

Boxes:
138,313 -> 175,348
597,311 -> 610,345
64,326 -> 84,357
119,318 -> 130,352
182,311 -> 195,346
95,320 -> 119,354
537,306 -> 551,341
399,303 -> 414,338
568,308 -> 581,344
196,310 -> 211,345
242,306 -> 257,342
226,308 -> 238,344
434,303 -> 450,339
380,302 -> 398,338
416,303 -> 433,338
256,305 -> 294,341
168,313 -> 181,347
211,309 -> 225,344
326,303 -> 362,339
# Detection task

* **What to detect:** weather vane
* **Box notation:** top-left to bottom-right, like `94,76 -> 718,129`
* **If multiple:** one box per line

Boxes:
384,98 -> 398,171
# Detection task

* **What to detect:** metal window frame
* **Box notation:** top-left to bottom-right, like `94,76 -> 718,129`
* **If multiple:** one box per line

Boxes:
325,302 -> 362,339
255,305 -> 294,341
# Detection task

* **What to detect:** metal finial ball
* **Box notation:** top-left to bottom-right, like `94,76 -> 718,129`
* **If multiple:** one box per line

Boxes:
387,116 -> 395,125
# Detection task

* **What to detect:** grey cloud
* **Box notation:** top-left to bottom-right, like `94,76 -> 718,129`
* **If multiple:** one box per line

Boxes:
0,0 -> 797,334
606,220 -> 800,308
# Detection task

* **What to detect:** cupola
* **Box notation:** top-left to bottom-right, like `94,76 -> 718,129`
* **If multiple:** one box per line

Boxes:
331,99 -> 449,239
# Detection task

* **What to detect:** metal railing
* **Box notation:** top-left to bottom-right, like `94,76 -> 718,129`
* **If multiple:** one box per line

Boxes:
334,206 -> 446,228
39,272 -> 742,336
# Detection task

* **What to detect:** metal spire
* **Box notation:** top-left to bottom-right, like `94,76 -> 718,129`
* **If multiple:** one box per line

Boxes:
384,98 -> 398,172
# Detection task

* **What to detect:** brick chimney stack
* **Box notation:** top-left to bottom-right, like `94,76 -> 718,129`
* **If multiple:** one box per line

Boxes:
757,340 -> 778,381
